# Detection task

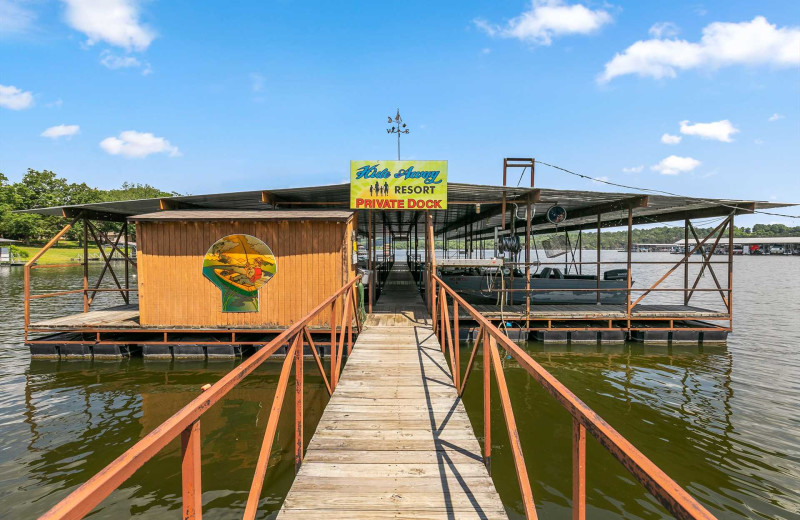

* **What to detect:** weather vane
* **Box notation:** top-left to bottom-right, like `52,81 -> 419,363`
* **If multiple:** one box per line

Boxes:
386,108 -> 409,160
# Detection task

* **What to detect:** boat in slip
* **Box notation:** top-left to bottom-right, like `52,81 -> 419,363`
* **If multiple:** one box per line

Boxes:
438,265 -> 630,305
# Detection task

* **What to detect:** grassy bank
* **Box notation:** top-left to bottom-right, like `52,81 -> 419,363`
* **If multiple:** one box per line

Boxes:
13,241 -> 104,264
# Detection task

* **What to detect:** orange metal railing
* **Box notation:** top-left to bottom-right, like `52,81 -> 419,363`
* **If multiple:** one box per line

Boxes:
24,218 -> 138,338
38,277 -> 361,520
431,273 -> 717,520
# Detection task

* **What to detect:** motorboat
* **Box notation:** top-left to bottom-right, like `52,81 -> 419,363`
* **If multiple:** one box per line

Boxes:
438,267 -> 629,305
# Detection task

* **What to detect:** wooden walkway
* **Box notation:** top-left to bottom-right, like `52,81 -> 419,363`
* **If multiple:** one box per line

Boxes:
277,264 -> 508,519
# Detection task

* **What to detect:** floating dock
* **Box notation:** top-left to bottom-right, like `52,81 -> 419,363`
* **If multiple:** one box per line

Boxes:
278,265 -> 506,519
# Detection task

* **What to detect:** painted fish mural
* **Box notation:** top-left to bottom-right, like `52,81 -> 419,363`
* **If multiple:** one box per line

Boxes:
202,234 -> 276,312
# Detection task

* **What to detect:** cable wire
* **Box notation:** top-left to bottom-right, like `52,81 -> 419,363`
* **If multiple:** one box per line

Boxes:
535,159 -> 799,219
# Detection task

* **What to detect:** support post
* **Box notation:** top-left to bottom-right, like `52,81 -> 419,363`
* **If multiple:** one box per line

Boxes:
728,215 -> 734,319
330,301 -> 337,391
368,211 -> 373,313
626,209 -> 633,327
483,328 -> 491,470
501,158 -> 507,231
684,219 -> 689,305
295,333 -> 303,473
83,218 -> 89,312
453,300 -> 460,389
123,221 -> 130,305
596,213 -> 601,304
572,417 -> 586,520
181,419 -> 202,520
525,192 -> 531,328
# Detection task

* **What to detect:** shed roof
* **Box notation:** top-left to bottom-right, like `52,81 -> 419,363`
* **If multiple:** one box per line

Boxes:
16,182 -> 794,237
130,209 -> 354,222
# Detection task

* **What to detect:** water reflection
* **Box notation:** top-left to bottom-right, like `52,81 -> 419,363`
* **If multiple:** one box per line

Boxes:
12,357 -> 328,519
459,341 -> 798,519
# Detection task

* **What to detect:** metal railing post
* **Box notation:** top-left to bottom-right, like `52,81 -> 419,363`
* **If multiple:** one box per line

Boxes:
295,333 -> 304,473
181,419 -> 202,520
572,417 -> 586,520
483,327 -> 491,470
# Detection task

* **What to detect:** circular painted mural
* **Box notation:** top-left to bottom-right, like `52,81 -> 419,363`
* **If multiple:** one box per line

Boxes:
202,234 -> 276,312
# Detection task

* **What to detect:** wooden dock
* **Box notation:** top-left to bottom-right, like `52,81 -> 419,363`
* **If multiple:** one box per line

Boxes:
277,264 -> 508,519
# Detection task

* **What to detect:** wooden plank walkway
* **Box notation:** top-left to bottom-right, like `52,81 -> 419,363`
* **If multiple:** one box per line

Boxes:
277,264 -> 508,519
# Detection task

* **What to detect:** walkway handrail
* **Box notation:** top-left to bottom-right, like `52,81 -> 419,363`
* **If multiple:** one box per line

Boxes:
431,273 -> 716,520
38,277 -> 362,520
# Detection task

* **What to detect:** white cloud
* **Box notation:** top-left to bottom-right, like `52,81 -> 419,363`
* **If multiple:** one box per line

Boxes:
600,16 -> 800,82
100,50 -> 151,74
768,113 -> 784,122
649,22 -> 679,39
250,73 -> 265,92
0,0 -> 35,35
0,84 -> 33,109
481,47 -> 491,55
661,133 -> 682,144
100,51 -> 139,69
474,0 -> 612,46
651,155 -> 701,175
622,165 -> 644,173
62,0 -> 155,51
100,130 -> 179,158
46,99 -> 63,108
754,139 -> 764,145
41,124 -> 80,139
679,119 -> 739,142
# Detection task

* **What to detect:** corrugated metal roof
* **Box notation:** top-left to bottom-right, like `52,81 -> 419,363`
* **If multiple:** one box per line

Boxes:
130,209 -> 354,221
15,182 -> 795,236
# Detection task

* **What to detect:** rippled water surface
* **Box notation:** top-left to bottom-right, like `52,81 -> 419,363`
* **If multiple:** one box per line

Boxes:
0,253 -> 798,519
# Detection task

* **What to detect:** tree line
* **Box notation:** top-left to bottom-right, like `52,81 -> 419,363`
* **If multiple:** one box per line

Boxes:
0,169 -> 175,244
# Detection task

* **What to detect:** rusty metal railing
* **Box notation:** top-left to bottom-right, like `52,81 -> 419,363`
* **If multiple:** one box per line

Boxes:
38,277 -> 361,520
431,273 -> 717,520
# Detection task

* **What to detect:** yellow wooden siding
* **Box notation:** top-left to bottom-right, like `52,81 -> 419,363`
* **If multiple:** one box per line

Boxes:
136,217 -> 355,329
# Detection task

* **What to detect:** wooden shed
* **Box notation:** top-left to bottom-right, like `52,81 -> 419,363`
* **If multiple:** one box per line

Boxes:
130,210 -> 357,329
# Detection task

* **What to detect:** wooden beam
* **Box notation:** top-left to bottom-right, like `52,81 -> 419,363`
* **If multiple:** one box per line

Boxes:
440,189 -> 540,234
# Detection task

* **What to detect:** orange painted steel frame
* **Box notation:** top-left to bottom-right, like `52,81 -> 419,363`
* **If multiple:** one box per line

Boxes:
432,273 -> 717,520
38,277 -> 361,520
24,215 -> 139,343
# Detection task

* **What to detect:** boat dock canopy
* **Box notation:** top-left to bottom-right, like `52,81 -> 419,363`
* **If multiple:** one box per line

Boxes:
129,209 -> 354,222
16,182 -> 793,235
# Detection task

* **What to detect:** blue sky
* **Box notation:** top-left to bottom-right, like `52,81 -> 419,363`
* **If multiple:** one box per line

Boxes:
1,0 -> 798,225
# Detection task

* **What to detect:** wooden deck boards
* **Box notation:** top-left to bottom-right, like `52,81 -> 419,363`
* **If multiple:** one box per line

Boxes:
276,264 -> 508,520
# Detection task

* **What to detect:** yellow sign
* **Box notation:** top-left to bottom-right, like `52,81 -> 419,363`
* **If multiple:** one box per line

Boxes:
350,160 -> 447,210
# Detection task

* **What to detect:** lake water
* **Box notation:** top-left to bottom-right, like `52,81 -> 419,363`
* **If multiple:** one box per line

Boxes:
0,253 -> 798,519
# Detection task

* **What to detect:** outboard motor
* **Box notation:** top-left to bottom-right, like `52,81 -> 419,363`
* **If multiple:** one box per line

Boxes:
604,269 -> 628,281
